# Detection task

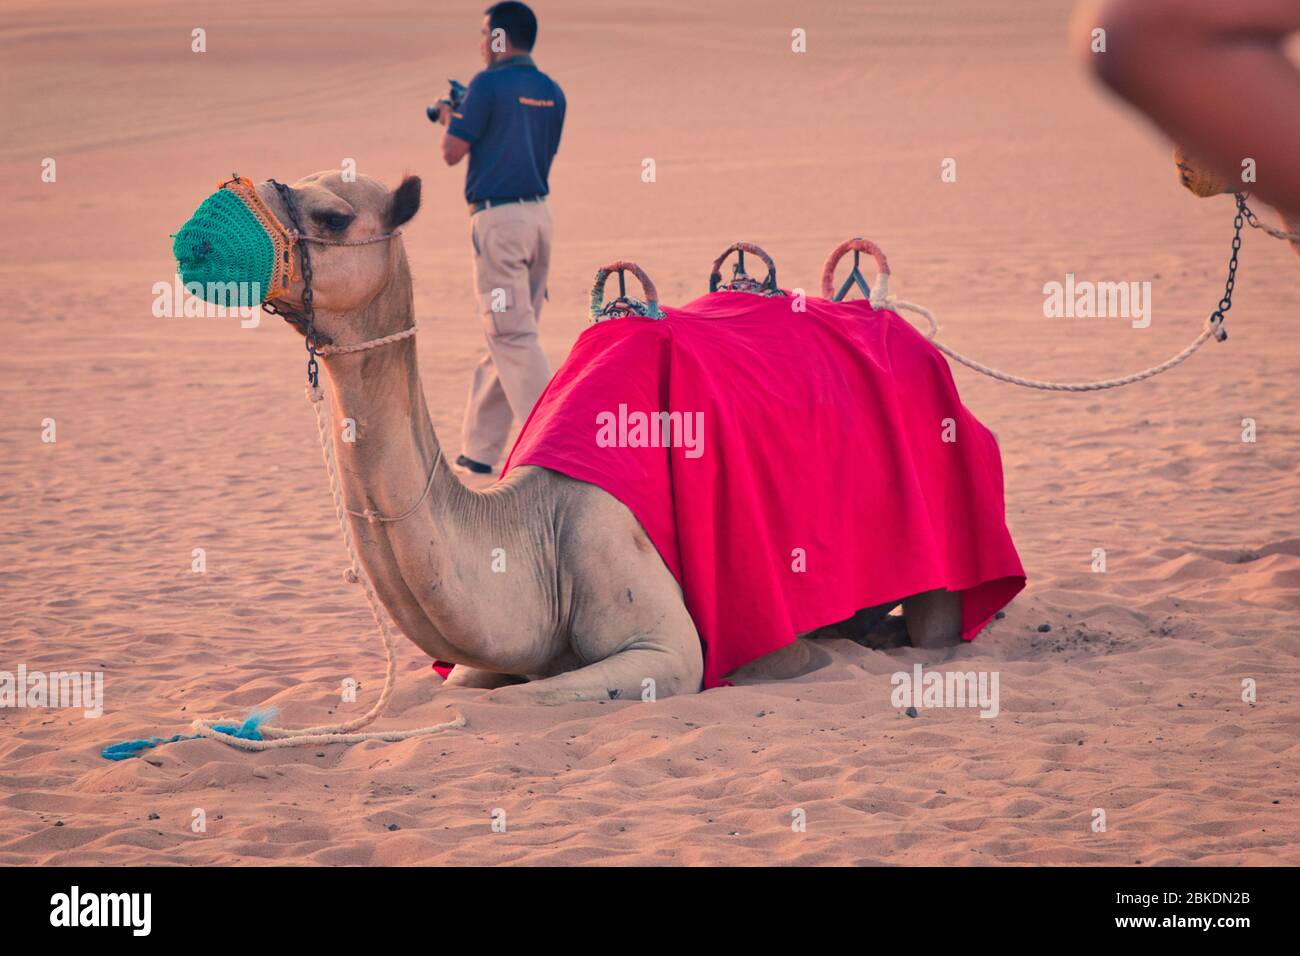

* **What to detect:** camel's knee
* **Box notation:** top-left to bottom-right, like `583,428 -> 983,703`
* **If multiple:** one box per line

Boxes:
903,588 -> 962,648
636,639 -> 703,699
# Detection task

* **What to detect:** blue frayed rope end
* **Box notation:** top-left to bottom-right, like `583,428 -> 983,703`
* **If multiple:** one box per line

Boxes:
100,709 -> 277,761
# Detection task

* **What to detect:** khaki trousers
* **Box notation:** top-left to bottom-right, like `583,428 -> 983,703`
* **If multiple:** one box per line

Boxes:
459,200 -> 554,466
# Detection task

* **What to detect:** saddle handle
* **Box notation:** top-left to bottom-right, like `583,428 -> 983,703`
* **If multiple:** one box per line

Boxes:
708,241 -> 779,294
590,260 -> 664,321
821,237 -> 891,303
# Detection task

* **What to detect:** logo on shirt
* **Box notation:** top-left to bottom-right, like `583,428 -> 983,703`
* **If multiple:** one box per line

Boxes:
518,96 -> 555,108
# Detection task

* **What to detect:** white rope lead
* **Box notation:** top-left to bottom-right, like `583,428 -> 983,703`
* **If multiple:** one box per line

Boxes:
190,362 -> 465,751
1242,207 -> 1300,243
880,298 -> 1218,393
1250,219 -> 1300,242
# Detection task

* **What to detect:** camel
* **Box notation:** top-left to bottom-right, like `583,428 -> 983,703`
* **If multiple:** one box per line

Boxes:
252,170 -> 962,704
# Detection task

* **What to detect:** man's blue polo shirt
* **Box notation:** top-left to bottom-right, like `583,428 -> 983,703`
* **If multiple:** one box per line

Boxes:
448,54 -> 566,205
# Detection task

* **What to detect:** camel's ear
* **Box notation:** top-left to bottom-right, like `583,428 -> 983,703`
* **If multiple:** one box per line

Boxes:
386,175 -> 422,230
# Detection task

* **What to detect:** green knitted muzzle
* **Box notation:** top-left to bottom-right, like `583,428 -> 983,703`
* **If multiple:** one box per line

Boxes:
172,187 -> 276,307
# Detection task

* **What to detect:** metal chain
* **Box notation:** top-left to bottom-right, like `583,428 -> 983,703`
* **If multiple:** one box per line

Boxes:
266,179 -> 321,387
1239,196 -> 1264,234
1209,194 -> 1247,342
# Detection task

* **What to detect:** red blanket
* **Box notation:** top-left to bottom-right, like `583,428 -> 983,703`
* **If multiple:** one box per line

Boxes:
492,291 -> 1025,689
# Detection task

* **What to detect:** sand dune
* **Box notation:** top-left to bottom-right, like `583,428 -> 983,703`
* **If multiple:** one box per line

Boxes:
0,0 -> 1297,865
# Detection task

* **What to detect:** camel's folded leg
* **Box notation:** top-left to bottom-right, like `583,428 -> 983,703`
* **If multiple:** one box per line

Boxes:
485,642 -> 702,705
440,665 -> 527,690
902,588 -> 963,648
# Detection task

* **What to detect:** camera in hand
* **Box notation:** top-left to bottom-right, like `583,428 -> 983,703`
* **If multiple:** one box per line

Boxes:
426,79 -> 467,123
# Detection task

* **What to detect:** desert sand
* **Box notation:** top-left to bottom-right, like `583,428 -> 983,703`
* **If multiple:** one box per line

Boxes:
1,0 -> 1297,865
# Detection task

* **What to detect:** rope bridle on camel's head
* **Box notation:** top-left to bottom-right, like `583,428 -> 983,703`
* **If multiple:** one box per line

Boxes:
246,177 -> 440,519
250,177 -> 418,387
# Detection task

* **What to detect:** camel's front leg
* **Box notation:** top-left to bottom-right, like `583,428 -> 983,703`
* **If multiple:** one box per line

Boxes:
903,588 -> 963,648
440,665 -> 527,690
486,640 -> 702,705
495,483 -> 704,705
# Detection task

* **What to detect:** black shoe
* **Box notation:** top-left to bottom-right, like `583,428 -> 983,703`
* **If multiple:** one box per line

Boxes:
454,454 -> 492,475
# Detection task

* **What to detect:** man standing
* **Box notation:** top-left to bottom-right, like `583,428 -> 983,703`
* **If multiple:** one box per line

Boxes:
433,2 -> 566,475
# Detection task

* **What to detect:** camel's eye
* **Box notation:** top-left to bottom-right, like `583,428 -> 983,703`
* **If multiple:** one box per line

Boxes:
314,211 -> 355,233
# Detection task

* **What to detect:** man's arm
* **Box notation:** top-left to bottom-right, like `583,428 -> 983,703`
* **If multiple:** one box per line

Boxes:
429,102 -> 472,165
441,74 -> 493,169
1084,0 -> 1300,214
442,130 -> 471,166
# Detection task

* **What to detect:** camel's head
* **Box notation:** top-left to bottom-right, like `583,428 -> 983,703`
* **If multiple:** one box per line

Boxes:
173,170 -> 421,347
254,171 -> 422,345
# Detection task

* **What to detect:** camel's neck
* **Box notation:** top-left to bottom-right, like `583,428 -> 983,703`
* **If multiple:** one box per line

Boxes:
316,254 -> 470,661
325,340 -> 458,527
312,252 -> 558,670
319,254 -> 457,523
